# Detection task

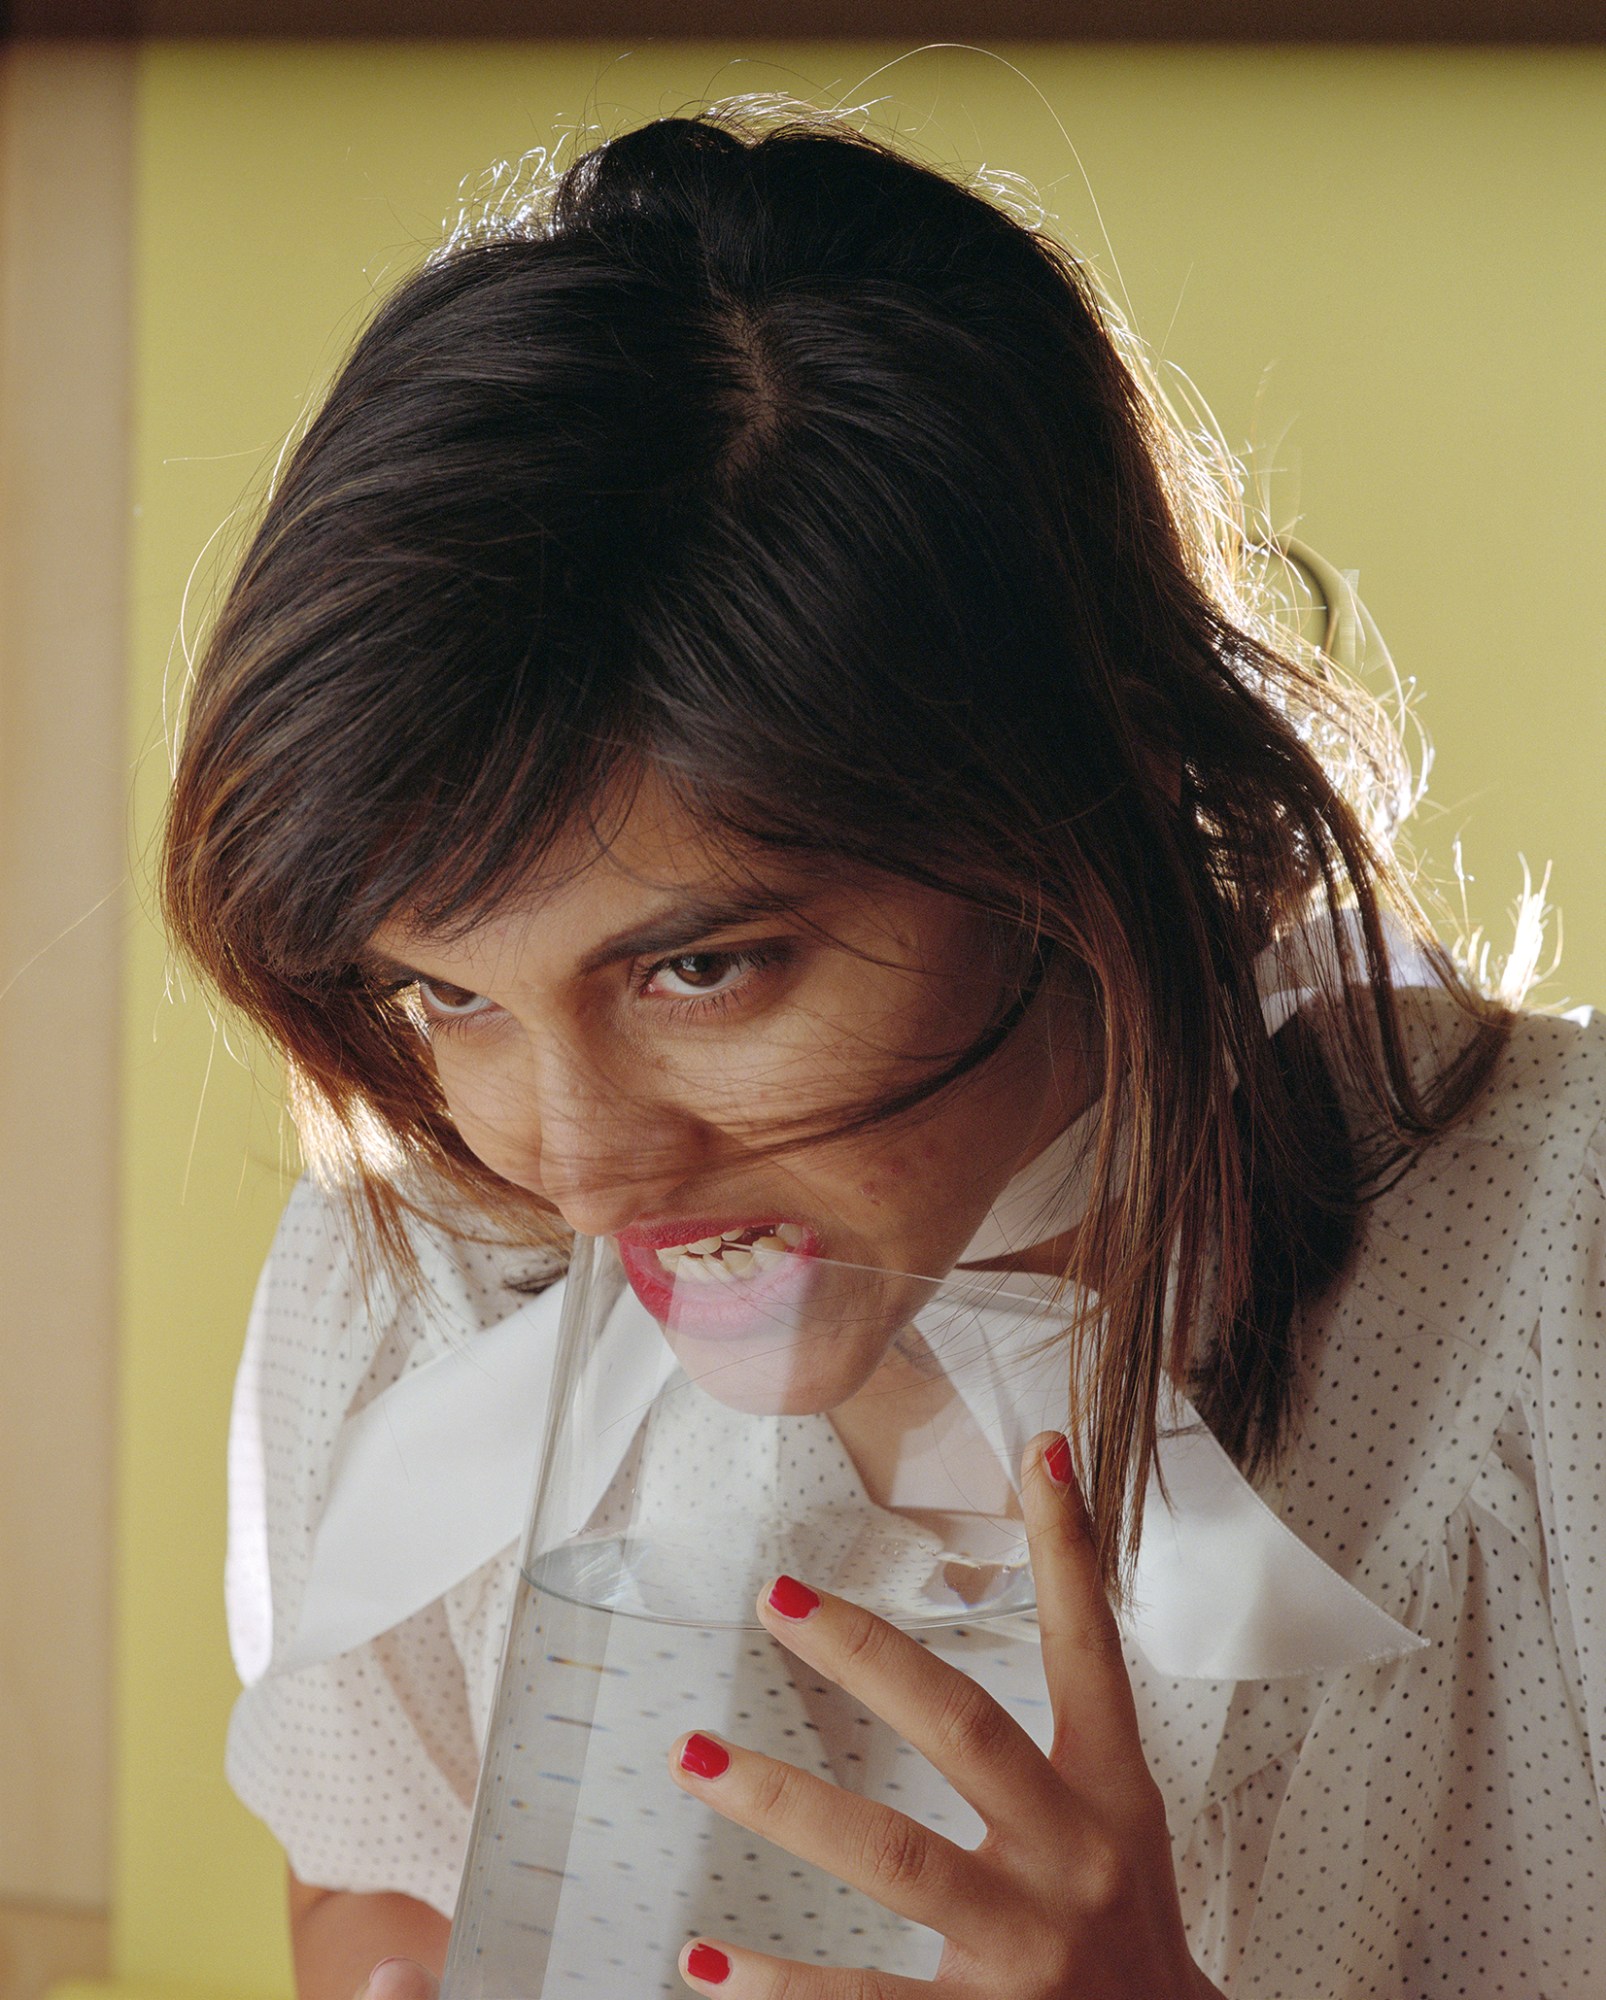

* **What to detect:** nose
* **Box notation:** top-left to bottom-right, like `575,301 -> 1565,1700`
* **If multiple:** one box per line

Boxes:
540,1107 -> 709,1238
465,1038 -> 711,1238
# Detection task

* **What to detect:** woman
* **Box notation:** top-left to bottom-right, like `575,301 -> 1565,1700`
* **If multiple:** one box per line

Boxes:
160,105 -> 1606,1998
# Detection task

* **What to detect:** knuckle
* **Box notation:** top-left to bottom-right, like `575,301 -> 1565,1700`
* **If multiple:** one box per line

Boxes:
1073,1831 -> 1132,1918
829,1974 -> 888,2000
747,1756 -> 806,1828
1066,1601 -> 1124,1665
756,1968 -> 812,2000
928,1672 -> 1014,1768
836,1605 -> 899,1677
852,1810 -> 937,1898
757,1964 -> 811,2000
763,1965 -> 881,2000
1124,1769 -> 1171,1837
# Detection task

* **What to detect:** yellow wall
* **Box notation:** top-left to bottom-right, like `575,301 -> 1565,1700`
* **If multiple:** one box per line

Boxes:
124,42 -> 1606,1996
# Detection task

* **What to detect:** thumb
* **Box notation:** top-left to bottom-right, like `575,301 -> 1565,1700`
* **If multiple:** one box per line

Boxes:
363,1960 -> 441,2000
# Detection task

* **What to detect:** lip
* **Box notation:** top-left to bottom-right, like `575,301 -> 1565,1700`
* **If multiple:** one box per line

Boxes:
615,1218 -> 820,1337
617,1216 -> 817,1254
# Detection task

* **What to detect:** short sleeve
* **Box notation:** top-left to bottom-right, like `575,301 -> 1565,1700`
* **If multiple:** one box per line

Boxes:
1531,1115 -> 1606,1816
221,1175 -> 550,1911
225,1604 -> 479,1914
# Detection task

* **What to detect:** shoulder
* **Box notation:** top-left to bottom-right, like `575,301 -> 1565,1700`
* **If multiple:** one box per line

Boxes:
1436,998 -> 1605,1160
1335,996 -> 1606,1357
238,1169 -> 565,1507
1365,994 -> 1605,1268
226,1173 -> 562,1682
1277,997 -> 1604,1600
247,1171 -> 560,1382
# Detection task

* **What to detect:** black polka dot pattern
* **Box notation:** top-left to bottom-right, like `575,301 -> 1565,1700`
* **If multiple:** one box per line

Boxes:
225,999 -> 1606,1992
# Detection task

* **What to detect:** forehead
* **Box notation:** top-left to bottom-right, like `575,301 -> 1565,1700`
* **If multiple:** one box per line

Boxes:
365,767 -> 815,982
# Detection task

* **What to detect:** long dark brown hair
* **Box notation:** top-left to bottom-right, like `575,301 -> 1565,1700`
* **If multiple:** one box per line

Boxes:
161,102 -> 1514,1596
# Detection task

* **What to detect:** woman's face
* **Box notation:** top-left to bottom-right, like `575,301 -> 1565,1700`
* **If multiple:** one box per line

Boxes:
366,770 -> 1093,1411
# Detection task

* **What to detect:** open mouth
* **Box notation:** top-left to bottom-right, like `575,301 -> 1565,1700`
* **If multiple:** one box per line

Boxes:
615,1219 -> 820,1335
654,1222 -> 809,1283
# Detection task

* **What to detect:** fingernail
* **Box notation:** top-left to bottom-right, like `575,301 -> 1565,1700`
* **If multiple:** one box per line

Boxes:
680,1732 -> 731,1779
367,1963 -> 421,2000
685,1942 -> 731,1985
1044,1433 -> 1073,1487
767,1573 -> 821,1620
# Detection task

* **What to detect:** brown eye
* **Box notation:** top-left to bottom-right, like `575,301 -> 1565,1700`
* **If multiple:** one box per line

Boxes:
661,953 -> 736,991
640,941 -> 789,1011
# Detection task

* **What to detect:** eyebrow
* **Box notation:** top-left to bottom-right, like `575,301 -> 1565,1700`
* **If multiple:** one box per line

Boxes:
357,883 -> 815,989
574,885 -> 813,975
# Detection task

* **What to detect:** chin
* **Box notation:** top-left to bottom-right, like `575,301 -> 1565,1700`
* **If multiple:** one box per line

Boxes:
630,1254 -> 939,1416
663,1325 -> 892,1416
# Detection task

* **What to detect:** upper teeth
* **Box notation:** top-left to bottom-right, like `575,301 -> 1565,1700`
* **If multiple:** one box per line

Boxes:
654,1222 -> 807,1276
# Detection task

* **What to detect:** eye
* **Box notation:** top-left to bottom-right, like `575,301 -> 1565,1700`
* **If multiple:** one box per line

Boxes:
639,943 -> 791,1011
415,976 -> 497,1021
646,952 -> 749,999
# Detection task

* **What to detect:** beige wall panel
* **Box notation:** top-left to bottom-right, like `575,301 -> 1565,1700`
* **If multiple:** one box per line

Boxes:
0,44 -> 133,1913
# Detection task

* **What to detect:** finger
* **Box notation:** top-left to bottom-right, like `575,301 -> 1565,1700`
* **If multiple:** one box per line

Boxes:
1021,1430 -> 1149,1788
678,1934 -> 931,1997
363,1961 -> 440,2000
670,1729 -> 977,1939
754,1575 -> 1062,1830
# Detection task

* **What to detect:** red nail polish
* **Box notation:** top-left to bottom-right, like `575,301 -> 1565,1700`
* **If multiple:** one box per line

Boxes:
686,1942 -> 730,1984
1045,1434 -> 1073,1487
680,1732 -> 730,1779
767,1573 -> 821,1620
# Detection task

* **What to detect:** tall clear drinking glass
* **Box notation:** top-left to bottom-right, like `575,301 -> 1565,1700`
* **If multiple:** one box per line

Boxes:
440,1227 -> 1073,1997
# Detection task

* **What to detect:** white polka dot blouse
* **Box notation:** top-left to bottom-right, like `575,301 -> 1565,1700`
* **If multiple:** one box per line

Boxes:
224,994 -> 1606,1996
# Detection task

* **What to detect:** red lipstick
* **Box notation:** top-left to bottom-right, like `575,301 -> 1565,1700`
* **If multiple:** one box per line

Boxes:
615,1217 -> 820,1333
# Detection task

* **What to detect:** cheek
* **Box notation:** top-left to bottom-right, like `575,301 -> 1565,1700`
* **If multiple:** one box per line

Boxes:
845,1135 -> 949,1211
841,1087 -> 1034,1233
430,1049 -> 538,1177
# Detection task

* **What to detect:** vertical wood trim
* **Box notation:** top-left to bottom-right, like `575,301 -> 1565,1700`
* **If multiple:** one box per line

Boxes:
0,1903 -> 110,2000
0,41 -> 134,1916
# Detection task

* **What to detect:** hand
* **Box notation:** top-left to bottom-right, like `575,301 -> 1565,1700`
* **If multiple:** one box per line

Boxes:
667,1432 -> 1226,1998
